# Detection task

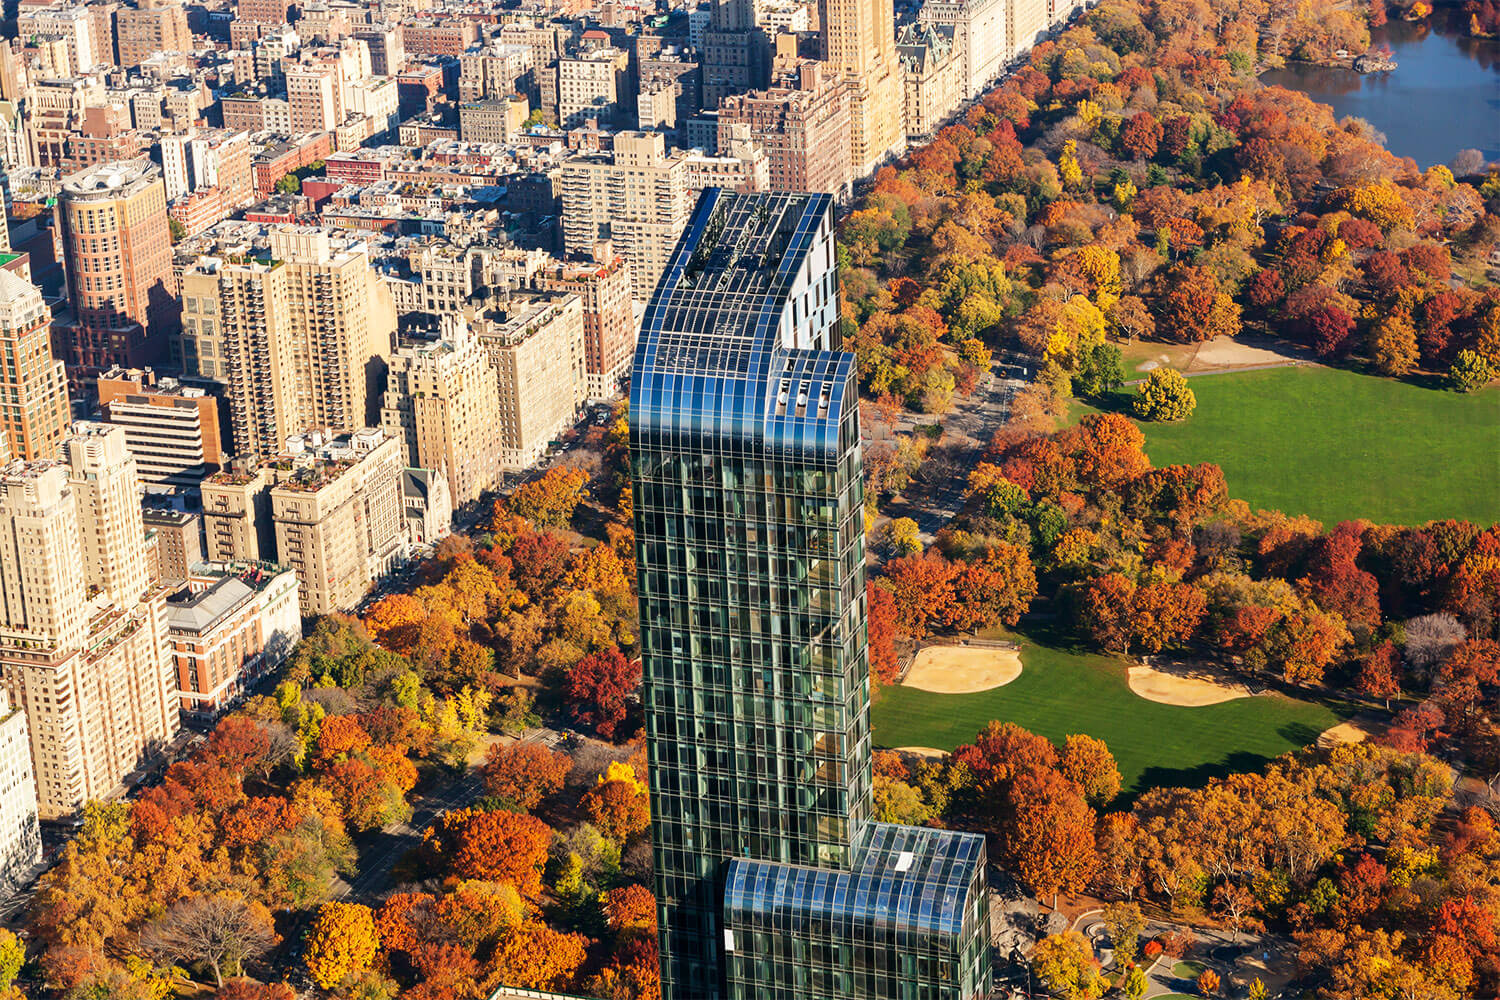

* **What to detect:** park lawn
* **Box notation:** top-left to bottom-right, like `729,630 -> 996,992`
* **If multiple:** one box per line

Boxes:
1077,366 -> 1500,527
871,628 -> 1350,798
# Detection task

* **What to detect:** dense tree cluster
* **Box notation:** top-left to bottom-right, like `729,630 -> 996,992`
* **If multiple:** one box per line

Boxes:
839,0 -> 1499,426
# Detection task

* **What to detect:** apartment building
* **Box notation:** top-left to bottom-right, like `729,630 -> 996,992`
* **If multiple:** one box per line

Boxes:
56,160 -> 176,381
180,229 -> 396,460
823,0 -> 905,174
718,62 -> 853,201
166,562 -> 300,721
898,22 -> 964,140
286,61 -> 342,133
0,269 -> 69,462
115,0 -> 191,70
471,293 -> 585,471
0,425 -> 179,821
557,47 -> 627,128
559,132 -> 694,301
380,315 -> 503,506
0,690 -> 40,889
96,367 -> 224,485
268,428 -> 405,615
142,505 -> 203,581
535,256 -> 634,399
201,466 -> 276,564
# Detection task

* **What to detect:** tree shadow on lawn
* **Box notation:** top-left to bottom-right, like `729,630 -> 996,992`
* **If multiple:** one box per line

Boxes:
1134,751 -> 1270,798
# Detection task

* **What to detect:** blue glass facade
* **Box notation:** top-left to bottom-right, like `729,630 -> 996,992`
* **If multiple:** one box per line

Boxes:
631,190 -> 991,1000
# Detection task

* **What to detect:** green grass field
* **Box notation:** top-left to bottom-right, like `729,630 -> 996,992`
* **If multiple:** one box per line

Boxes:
871,628 -> 1350,798
1079,366 -> 1500,527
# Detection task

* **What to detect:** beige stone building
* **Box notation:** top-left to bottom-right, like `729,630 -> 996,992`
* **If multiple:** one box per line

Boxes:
0,689 -> 40,888
471,293 -> 586,471
557,47 -> 627,128
381,315 -> 503,507
560,132 -> 693,301
180,229 -> 396,460
897,22 -> 963,140
0,425 -> 179,821
822,0 -> 905,175
115,0 -> 191,70
0,269 -> 69,463
201,466 -> 276,563
268,428 -> 406,616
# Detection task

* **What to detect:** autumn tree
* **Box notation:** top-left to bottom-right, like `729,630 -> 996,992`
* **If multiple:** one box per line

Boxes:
139,893 -> 276,988
566,646 -> 641,740
216,981 -> 296,1000
946,545 -> 1038,632
604,884 -> 657,939
1153,264 -> 1240,343
421,809 -> 552,898
303,902 -> 377,990
878,552 -> 959,638
507,466 -> 589,528
582,776 -> 651,843
490,921 -> 588,991
1006,767 -> 1098,907
1101,901 -> 1145,966
480,741 -> 572,812
1132,368 -> 1196,422
867,581 -> 901,685
1198,968 -> 1222,996
1060,734 -> 1122,807
1032,931 -> 1105,1000
1120,112 -> 1163,161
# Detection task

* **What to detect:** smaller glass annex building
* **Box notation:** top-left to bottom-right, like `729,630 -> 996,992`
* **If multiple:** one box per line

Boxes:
724,823 -> 991,1000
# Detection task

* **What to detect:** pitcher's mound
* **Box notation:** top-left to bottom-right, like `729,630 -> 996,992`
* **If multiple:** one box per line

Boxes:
1318,721 -> 1372,747
1128,662 -> 1252,707
903,645 -> 1022,694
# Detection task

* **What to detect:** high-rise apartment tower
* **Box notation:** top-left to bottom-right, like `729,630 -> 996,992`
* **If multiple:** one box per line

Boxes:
631,189 -> 991,1000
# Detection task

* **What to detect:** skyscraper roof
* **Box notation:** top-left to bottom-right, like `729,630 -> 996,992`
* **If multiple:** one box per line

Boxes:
633,188 -> 853,457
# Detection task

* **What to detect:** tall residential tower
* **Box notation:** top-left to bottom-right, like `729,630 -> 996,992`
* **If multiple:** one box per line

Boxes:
631,190 -> 991,1000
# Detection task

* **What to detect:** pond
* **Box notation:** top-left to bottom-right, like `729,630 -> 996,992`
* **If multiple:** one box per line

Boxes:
1260,9 -> 1500,167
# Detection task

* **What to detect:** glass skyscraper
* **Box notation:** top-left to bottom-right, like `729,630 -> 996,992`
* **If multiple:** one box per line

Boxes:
631,189 -> 992,1000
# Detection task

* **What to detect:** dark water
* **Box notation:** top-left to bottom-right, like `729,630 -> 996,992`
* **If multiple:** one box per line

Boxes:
1260,10 -> 1500,167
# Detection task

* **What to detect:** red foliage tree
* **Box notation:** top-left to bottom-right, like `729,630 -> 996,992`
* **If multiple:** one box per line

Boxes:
566,646 -> 641,740
1120,112 -> 1163,161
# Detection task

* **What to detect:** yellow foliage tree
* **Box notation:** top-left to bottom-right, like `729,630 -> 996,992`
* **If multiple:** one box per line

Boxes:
303,902 -> 378,989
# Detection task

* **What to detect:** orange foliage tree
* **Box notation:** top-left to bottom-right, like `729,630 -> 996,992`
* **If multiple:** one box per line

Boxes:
480,742 -> 572,812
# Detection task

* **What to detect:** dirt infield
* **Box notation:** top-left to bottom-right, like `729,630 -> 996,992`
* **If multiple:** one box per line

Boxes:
1127,661 -> 1253,707
1318,721 -> 1372,747
892,746 -> 951,759
902,645 -> 1023,694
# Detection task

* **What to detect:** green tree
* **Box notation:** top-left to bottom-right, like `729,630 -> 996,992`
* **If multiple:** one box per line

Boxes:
1450,349 -> 1493,392
1132,368 -> 1196,421
274,173 -> 301,195
168,217 -> 186,243
1101,901 -> 1145,965
1074,343 -> 1125,399
1122,963 -> 1148,1000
